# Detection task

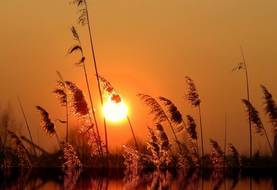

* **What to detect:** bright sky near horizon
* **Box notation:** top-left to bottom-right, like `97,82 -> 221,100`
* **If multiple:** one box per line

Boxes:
0,0 -> 277,154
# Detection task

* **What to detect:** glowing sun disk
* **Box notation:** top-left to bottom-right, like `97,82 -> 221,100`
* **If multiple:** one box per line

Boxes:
103,98 -> 128,122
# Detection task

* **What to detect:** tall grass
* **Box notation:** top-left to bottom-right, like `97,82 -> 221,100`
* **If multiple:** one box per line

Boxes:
184,76 -> 204,158
138,94 -> 182,152
67,27 -> 103,156
242,99 -> 273,154
53,72 -> 69,142
70,0 -> 109,155
233,47 -> 252,159
17,97 -> 37,156
36,106 -> 62,150
98,76 -> 139,150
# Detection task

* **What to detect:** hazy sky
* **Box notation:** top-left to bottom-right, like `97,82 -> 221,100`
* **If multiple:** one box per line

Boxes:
1,0 -> 277,154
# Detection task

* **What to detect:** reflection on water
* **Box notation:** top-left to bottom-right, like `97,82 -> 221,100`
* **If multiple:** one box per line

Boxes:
0,168 -> 276,190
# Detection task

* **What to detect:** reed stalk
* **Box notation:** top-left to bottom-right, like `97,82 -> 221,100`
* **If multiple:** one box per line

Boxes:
17,97 -> 37,156
82,0 -> 109,154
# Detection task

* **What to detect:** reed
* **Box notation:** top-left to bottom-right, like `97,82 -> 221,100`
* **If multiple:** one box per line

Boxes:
70,0 -> 109,155
242,99 -> 273,154
98,76 -> 139,150
17,97 -> 37,156
185,76 -> 204,157
36,106 -> 62,150
209,139 -> 224,169
138,94 -> 181,152
233,47 -> 252,159
67,27 -> 103,156
260,85 -> 277,158
65,80 -> 101,155
53,72 -> 69,142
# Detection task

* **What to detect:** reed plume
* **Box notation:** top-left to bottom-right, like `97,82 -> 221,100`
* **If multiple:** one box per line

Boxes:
54,81 -> 67,107
54,73 -> 69,142
184,76 -> 204,157
209,139 -> 224,169
261,85 -> 277,129
186,115 -> 198,141
36,106 -> 56,135
8,130 -> 31,168
68,27 -> 103,156
158,97 -> 183,125
63,142 -> 82,169
36,106 -> 61,149
242,99 -> 273,154
228,143 -> 241,167
261,85 -> 277,158
155,123 -> 171,169
98,76 -> 139,149
147,127 -> 160,165
138,94 -> 181,151
65,81 -> 89,116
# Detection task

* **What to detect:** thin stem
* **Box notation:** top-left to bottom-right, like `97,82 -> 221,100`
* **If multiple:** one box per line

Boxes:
127,116 -> 139,150
82,62 -> 103,156
84,0 -> 109,155
165,116 -> 182,152
198,105 -> 204,157
262,124 -> 273,154
17,97 -> 37,157
224,113 -> 227,168
55,132 -> 62,151
66,101 -> 69,143
240,46 -> 252,160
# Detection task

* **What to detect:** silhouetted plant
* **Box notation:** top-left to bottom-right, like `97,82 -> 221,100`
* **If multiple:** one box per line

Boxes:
17,97 -> 37,156
53,72 -> 69,142
261,85 -> 277,129
62,142 -> 82,170
146,127 -> 160,166
155,123 -> 172,169
185,76 -> 204,158
209,139 -> 224,169
261,85 -> 277,158
138,94 -> 181,151
228,143 -> 241,168
99,76 -> 139,150
233,47 -> 252,159
242,99 -> 273,154
7,130 -> 31,168
67,27 -> 103,156
36,106 -> 61,149
69,0 -> 109,155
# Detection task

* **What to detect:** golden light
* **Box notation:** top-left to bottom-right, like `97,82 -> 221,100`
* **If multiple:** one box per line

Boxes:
103,97 -> 128,123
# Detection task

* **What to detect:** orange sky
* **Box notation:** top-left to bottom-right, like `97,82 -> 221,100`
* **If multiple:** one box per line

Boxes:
1,0 -> 277,154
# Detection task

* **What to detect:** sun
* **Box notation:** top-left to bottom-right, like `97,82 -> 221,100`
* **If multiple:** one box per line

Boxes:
103,97 -> 128,122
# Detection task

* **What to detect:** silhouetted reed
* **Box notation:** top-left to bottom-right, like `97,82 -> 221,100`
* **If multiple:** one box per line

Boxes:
138,94 -> 181,151
53,72 -> 69,142
99,76 -> 139,150
242,99 -> 273,154
69,0 -> 109,155
261,85 -> 277,159
36,106 -> 61,149
233,46 -> 252,159
228,143 -> 241,168
62,142 -> 82,170
7,130 -> 31,168
185,76 -> 204,158
67,27 -> 103,156
209,139 -> 224,169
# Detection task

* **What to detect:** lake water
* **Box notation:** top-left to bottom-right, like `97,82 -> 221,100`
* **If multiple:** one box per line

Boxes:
0,168 -> 276,190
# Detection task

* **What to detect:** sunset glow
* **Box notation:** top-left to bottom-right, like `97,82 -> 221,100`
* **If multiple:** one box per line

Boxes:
103,97 -> 128,122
